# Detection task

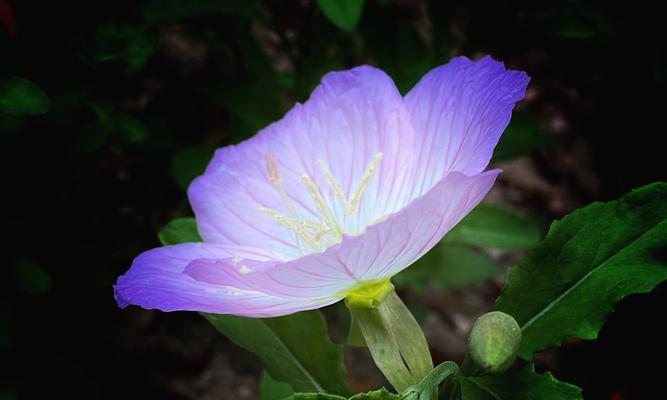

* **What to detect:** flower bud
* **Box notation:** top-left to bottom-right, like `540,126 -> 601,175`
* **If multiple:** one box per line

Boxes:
468,311 -> 521,374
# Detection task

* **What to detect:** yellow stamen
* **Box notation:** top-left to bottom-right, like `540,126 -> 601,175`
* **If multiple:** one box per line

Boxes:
266,150 -> 297,216
348,153 -> 383,216
258,207 -> 325,250
301,174 -> 342,238
318,160 -> 350,214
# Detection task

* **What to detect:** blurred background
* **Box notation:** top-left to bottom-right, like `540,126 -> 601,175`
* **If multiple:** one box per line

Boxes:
1,0 -> 666,399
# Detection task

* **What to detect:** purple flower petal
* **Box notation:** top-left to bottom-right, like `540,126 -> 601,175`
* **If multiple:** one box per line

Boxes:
184,169 -> 499,300
404,56 -> 529,198
115,56 -> 529,317
188,66 -> 416,259
114,243 -> 339,317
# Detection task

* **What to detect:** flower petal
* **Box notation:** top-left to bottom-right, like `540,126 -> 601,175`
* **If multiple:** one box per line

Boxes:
114,243 -> 339,317
188,66 -> 416,258
184,170 -> 499,299
404,56 -> 529,198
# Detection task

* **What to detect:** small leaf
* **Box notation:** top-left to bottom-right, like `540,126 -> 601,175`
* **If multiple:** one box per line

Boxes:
204,311 -> 350,395
395,243 -> 500,293
316,0 -> 365,32
0,77 -> 49,116
158,217 -> 202,245
495,182 -> 667,359
446,204 -> 543,249
460,364 -> 582,400
171,144 -> 217,190
261,370 -> 295,400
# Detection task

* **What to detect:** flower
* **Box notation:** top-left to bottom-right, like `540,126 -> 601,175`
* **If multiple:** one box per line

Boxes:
114,56 -> 529,317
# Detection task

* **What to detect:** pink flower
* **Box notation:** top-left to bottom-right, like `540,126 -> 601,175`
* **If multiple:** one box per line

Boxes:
114,56 -> 529,317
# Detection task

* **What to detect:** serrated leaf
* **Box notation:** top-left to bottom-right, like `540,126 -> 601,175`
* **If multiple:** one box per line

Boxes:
158,217 -> 201,245
170,144 -> 217,190
316,0 -> 364,32
261,370 -> 295,400
394,243 -> 500,293
0,77 -> 49,116
446,204 -> 543,249
204,311 -> 350,395
460,364 -> 581,400
495,182 -> 667,359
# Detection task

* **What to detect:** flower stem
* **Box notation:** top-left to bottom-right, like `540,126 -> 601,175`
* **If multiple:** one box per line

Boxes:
345,284 -> 433,392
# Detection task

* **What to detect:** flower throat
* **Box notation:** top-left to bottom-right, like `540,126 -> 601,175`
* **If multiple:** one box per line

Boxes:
258,151 -> 383,254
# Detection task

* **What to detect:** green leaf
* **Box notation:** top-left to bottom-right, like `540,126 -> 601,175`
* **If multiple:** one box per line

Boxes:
492,112 -> 554,161
348,388 -> 399,399
395,243 -> 501,292
158,217 -> 202,245
0,77 -> 50,116
285,388 -> 398,400
316,0 -> 365,32
261,370 -> 295,400
401,361 -> 459,400
446,204 -> 543,249
495,182 -> 667,359
204,311 -> 350,395
170,144 -> 217,190
460,364 -> 581,400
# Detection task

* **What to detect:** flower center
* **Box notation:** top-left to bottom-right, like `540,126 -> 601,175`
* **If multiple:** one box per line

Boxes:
258,151 -> 383,254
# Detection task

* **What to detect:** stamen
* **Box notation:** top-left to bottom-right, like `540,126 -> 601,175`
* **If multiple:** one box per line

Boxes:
266,149 -> 297,216
318,160 -> 350,214
258,207 -> 324,250
265,150 -> 282,186
301,174 -> 342,238
259,150 -> 383,254
348,153 -> 383,216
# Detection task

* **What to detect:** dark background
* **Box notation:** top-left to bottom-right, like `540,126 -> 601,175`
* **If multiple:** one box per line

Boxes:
1,1 -> 666,399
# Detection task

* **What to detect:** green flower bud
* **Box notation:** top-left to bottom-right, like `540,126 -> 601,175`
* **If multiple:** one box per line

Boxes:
468,311 -> 521,374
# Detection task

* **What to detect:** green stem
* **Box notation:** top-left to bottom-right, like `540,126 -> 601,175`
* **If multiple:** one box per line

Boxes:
345,283 -> 433,393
